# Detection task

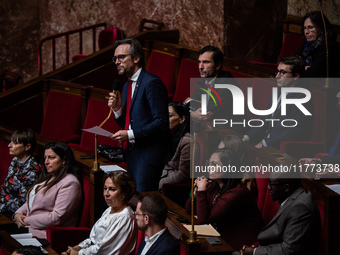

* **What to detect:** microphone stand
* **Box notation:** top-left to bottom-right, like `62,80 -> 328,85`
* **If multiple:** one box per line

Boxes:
93,79 -> 120,171
93,108 -> 113,171
188,121 -> 200,245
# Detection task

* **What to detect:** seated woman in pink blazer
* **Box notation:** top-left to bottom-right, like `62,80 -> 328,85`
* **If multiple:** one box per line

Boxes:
13,142 -> 82,239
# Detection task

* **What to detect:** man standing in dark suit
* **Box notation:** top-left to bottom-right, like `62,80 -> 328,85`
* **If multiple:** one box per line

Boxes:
185,45 -> 244,132
135,194 -> 180,255
244,56 -> 313,149
240,174 -> 320,255
108,38 -> 170,192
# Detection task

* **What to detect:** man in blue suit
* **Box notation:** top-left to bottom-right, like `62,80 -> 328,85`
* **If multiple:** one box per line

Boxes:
108,38 -> 170,192
135,194 -> 180,255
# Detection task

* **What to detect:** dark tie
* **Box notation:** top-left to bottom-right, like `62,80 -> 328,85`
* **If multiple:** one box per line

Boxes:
123,80 -> 133,151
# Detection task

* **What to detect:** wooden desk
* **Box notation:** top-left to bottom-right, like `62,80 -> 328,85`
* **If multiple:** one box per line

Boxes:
142,191 -> 234,255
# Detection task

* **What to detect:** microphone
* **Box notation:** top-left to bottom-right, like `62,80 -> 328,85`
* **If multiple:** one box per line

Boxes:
112,79 -> 120,95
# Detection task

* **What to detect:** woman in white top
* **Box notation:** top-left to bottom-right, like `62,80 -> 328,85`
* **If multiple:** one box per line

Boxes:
62,170 -> 138,255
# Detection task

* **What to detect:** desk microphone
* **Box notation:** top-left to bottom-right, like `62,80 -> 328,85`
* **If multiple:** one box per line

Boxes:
112,79 -> 120,95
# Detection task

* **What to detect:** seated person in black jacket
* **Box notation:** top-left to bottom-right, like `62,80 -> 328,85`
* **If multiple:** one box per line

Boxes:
296,11 -> 340,77
243,56 -> 313,150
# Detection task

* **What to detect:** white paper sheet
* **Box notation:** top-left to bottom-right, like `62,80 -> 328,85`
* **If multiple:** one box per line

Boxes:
100,165 -> 127,174
325,184 -> 340,195
82,126 -> 113,137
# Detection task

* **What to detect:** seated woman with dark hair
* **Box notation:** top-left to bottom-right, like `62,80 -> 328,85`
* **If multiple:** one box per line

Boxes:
159,102 -> 191,190
218,134 -> 257,200
185,149 -> 263,250
13,142 -> 82,239
0,128 -> 41,218
296,11 -> 340,77
62,170 -> 137,255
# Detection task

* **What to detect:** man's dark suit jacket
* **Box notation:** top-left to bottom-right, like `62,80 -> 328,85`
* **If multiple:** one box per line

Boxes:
255,186 -> 320,255
246,90 -> 313,149
116,68 -> 170,191
136,229 -> 180,255
191,70 -> 245,133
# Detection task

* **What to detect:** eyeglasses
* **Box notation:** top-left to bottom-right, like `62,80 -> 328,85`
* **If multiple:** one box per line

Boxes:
133,211 -> 146,217
275,70 -> 292,76
112,54 -> 131,63
205,160 -> 222,167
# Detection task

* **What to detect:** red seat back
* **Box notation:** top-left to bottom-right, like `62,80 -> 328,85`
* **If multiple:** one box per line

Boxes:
79,177 -> 91,228
70,98 -> 121,153
173,58 -> 200,103
40,90 -> 82,143
255,168 -> 279,225
147,51 -> 176,101
278,33 -> 305,60
98,27 -> 123,49
0,140 -> 13,185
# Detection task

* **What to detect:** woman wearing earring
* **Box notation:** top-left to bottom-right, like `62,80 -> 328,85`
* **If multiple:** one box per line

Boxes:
62,170 -> 137,255
0,128 -> 41,218
13,142 -> 82,239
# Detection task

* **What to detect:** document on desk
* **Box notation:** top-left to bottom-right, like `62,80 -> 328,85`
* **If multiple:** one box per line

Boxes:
325,184 -> 340,195
100,165 -> 127,173
183,224 -> 220,237
10,233 -> 48,253
82,126 -> 113,137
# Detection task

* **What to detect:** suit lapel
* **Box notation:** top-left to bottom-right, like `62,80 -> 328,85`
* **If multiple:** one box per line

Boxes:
145,229 -> 168,255
261,187 -> 305,231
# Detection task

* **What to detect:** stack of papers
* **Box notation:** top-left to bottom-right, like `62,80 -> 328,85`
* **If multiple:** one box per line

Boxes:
183,224 -> 221,236
11,233 -> 48,254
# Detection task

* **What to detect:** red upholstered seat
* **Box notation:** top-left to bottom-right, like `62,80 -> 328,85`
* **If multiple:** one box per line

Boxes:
68,98 -> 126,169
255,168 -> 279,225
69,98 -> 120,153
46,177 -> 91,254
173,58 -> 200,103
72,27 -> 123,62
0,140 -> 13,185
250,32 -> 304,67
147,50 -> 176,102
39,90 -> 82,143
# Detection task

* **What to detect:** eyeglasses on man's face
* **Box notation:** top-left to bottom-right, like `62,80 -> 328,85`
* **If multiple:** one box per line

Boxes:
275,70 -> 293,76
133,211 -> 146,217
112,54 -> 131,63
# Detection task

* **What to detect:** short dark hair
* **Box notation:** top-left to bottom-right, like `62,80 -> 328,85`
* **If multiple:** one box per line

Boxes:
198,45 -> 224,70
11,128 -> 36,154
279,56 -> 305,76
15,245 -> 45,255
302,11 -> 337,40
139,194 -> 168,226
113,38 -> 145,67
104,170 -> 136,202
